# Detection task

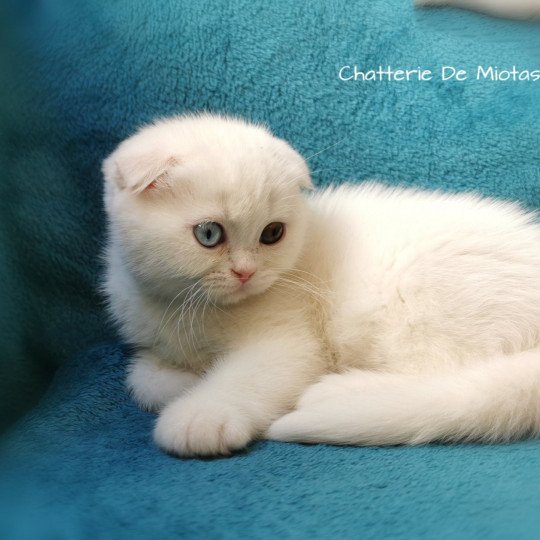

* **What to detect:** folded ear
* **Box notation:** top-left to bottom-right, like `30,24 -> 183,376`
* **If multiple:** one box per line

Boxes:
272,138 -> 313,190
102,140 -> 178,195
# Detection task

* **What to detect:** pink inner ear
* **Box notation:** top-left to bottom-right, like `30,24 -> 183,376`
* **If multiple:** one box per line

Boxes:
137,157 -> 177,195
143,181 -> 158,192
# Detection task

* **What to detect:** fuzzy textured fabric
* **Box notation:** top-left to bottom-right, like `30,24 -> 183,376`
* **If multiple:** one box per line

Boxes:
2,344 -> 540,539
0,0 -> 539,536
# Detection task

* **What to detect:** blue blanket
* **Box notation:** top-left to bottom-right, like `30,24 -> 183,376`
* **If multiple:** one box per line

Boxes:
2,344 -> 540,539
1,0 -> 539,537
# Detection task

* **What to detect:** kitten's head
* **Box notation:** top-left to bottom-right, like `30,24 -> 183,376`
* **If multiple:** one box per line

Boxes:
103,114 -> 311,305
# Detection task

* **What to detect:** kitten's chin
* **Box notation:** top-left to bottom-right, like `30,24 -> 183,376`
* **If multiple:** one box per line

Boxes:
210,281 -> 273,306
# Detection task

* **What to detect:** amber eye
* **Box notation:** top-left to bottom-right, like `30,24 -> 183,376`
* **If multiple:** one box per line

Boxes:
193,222 -> 225,248
260,222 -> 285,245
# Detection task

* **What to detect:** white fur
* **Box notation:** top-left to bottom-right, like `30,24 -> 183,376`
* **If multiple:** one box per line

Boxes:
269,348 -> 540,444
415,0 -> 540,19
126,352 -> 200,412
103,114 -> 540,457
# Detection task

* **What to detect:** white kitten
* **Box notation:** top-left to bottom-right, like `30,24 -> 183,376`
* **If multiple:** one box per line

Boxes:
103,114 -> 318,456
103,114 -> 540,457
415,0 -> 540,19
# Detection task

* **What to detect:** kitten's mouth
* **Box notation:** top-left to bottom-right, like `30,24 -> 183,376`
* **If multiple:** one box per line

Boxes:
221,284 -> 256,304
209,278 -> 270,306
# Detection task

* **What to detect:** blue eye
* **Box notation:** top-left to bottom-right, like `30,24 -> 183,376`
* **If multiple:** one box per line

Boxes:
193,222 -> 225,248
260,222 -> 285,245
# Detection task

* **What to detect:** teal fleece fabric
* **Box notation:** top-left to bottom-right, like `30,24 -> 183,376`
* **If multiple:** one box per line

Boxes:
2,345 -> 540,540
0,0 -> 539,537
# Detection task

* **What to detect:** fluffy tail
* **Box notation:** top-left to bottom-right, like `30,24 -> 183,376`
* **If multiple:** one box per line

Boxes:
267,348 -> 540,445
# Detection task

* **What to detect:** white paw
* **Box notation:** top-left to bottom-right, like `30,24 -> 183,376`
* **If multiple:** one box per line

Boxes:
154,396 -> 253,457
127,353 -> 200,412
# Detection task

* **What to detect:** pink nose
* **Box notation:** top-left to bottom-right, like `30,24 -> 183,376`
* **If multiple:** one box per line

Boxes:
232,269 -> 255,284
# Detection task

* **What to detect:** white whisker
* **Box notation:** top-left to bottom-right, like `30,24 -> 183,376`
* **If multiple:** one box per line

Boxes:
304,138 -> 346,162
175,283 -> 201,360
272,276 -> 329,304
154,281 -> 199,347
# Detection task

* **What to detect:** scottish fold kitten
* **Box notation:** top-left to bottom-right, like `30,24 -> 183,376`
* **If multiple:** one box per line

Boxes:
416,0 -> 540,19
103,114 -> 540,457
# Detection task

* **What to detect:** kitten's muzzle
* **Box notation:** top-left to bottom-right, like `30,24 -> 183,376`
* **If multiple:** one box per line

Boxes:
231,269 -> 255,284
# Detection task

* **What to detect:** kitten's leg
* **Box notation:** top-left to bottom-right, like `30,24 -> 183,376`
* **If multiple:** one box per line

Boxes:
153,332 -> 323,457
127,351 -> 200,412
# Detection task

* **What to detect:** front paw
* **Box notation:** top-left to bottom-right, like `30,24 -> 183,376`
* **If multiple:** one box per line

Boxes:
127,353 -> 200,413
154,396 -> 253,457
